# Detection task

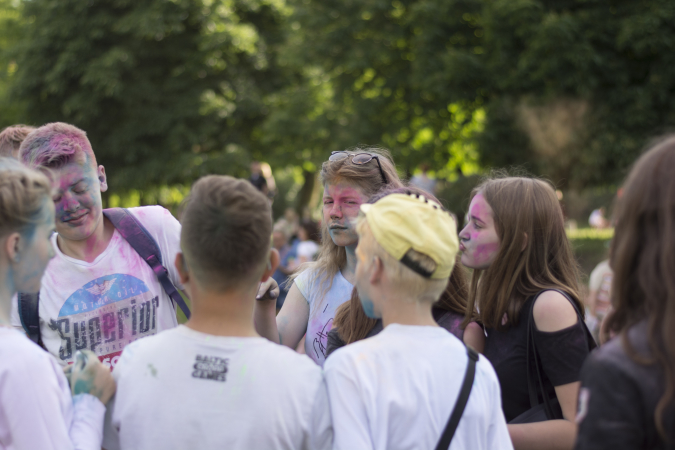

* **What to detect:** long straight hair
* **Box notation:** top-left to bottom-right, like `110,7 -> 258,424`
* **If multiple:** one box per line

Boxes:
332,186 -> 474,344
462,176 -> 582,331
606,136 -> 675,439
289,147 -> 403,308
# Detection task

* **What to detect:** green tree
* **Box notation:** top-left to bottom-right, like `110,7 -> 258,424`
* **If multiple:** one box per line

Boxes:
12,0 -> 291,193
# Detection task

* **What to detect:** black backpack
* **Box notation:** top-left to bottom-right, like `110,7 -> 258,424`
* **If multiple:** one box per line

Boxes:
18,207 -> 191,348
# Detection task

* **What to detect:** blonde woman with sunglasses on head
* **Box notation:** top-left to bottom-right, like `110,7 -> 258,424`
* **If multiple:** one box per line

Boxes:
254,147 -> 403,367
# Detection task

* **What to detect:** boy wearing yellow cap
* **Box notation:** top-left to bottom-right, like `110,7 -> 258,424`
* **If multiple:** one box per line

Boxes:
324,193 -> 512,450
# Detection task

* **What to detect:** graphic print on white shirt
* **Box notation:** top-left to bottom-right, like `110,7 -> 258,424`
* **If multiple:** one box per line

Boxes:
49,273 -> 160,367
10,206 -> 183,369
295,268 -> 353,366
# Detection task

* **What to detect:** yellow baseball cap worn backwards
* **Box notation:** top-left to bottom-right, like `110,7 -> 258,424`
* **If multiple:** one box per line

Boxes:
360,193 -> 459,279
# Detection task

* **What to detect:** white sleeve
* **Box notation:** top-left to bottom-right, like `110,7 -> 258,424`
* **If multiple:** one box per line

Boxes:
294,268 -> 313,301
306,377 -> 333,450
0,355 -> 104,450
324,354 -> 373,450
483,361 -> 514,450
70,394 -> 107,449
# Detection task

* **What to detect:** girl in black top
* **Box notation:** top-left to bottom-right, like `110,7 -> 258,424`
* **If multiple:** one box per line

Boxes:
575,137 -> 675,449
459,176 -> 591,450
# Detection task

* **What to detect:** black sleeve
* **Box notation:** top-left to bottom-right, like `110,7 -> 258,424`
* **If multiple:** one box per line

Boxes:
535,319 -> 590,386
574,351 -> 644,450
326,328 -> 345,358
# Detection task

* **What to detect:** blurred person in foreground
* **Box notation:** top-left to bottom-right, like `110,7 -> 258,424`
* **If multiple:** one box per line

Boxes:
0,124 -> 35,158
110,175 -> 331,450
324,193 -> 512,450
0,157 -> 115,449
575,136 -> 675,449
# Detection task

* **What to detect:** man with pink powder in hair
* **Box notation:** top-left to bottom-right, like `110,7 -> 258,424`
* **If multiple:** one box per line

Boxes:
11,122 -> 186,370
9,122 -> 190,448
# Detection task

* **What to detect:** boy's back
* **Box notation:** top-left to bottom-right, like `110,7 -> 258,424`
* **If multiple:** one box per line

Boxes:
113,325 -> 331,450
325,324 -> 512,450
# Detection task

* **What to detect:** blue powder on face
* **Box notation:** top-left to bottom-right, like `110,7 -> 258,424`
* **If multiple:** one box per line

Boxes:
360,297 -> 378,319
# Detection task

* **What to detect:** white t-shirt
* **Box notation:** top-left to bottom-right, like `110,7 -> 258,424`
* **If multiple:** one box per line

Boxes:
11,206 -> 183,368
294,268 -> 353,366
324,324 -> 513,450
110,325 -> 332,450
0,327 -> 105,449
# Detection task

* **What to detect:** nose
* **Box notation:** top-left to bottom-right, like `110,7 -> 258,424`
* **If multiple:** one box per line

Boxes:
60,191 -> 80,213
330,203 -> 342,219
458,224 -> 470,242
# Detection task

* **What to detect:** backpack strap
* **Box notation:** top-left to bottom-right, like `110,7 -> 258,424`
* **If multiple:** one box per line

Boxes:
18,292 -> 45,348
435,346 -> 479,450
103,208 -> 191,319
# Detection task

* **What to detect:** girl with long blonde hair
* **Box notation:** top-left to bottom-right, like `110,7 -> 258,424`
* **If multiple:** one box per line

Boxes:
254,147 -> 403,366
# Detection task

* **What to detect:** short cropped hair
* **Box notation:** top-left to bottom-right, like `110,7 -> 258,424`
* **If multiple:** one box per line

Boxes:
181,175 -> 273,289
0,125 -> 35,158
19,122 -> 95,169
355,217 -> 447,303
0,157 -> 52,238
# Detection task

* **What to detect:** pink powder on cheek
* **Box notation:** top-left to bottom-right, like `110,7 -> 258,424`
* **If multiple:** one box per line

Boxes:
473,242 -> 500,264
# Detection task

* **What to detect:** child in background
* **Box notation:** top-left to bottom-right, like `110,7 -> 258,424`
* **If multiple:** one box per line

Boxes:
111,176 -> 331,450
0,158 -> 115,449
325,193 -> 511,450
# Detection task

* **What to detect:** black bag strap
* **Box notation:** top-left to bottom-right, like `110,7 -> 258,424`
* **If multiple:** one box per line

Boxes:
435,346 -> 479,450
103,208 -> 191,319
525,289 -> 595,418
18,292 -> 42,348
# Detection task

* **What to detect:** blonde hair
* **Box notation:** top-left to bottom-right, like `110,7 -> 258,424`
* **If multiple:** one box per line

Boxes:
0,157 -> 52,238
356,217 -> 447,303
0,125 -> 35,158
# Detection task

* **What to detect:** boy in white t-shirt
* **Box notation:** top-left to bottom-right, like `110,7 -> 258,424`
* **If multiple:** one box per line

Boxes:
111,175 -> 332,450
324,193 -> 513,450
11,122 -> 186,369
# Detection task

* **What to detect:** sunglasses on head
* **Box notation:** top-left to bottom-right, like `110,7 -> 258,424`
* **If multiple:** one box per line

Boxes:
328,151 -> 388,185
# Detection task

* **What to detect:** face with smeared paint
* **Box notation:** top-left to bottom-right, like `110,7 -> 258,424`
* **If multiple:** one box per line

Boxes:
322,182 -> 368,248
458,193 -> 500,270
10,201 -> 56,293
51,159 -> 108,242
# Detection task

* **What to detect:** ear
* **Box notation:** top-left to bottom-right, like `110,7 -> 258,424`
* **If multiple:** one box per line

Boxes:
369,256 -> 384,284
521,232 -> 528,252
4,232 -> 22,263
97,165 -> 108,193
175,253 -> 190,285
261,248 -> 280,282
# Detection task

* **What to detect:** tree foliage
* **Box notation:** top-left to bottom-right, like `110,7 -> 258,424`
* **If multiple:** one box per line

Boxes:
5,0 -> 675,197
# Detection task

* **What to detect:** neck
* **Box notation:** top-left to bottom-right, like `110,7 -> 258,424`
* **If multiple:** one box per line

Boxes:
0,264 -> 15,326
57,216 -> 115,263
380,292 -> 438,328
186,283 -> 259,337
341,243 -> 358,284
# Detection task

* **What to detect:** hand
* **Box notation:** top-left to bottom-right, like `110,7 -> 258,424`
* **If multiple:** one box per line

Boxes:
256,278 -> 280,302
71,350 -> 116,405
